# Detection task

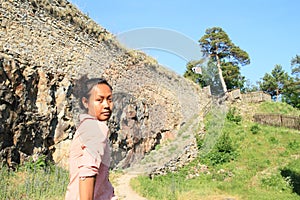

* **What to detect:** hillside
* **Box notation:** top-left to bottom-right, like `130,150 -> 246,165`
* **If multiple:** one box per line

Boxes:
0,0 -> 211,170
0,100 -> 298,199
130,101 -> 300,200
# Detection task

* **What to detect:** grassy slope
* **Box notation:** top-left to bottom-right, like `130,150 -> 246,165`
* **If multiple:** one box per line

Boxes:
0,164 -> 68,200
131,101 -> 300,200
0,101 -> 298,199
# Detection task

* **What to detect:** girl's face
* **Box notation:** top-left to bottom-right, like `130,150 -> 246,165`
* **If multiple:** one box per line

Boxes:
82,84 -> 113,121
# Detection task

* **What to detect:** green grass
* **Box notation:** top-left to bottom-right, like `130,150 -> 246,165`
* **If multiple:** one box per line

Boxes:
0,159 -> 122,200
131,102 -> 300,200
258,101 -> 300,115
0,163 -> 68,200
1,102 -> 298,200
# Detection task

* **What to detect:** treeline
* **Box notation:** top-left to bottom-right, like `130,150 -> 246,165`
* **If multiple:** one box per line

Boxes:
184,27 -> 300,109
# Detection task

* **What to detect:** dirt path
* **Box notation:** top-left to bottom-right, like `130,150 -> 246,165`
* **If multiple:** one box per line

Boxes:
114,173 -> 148,200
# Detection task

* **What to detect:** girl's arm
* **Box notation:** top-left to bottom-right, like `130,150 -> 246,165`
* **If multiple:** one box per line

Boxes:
79,176 -> 96,200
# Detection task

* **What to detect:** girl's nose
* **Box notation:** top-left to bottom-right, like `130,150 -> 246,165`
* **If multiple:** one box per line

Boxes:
102,99 -> 109,107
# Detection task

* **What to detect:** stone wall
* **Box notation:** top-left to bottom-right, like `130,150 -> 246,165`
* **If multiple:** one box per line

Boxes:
226,89 -> 271,103
0,0 -> 210,169
241,91 -> 271,103
254,114 -> 300,130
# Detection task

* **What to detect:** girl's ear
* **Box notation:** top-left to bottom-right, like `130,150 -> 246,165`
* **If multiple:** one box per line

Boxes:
82,97 -> 89,109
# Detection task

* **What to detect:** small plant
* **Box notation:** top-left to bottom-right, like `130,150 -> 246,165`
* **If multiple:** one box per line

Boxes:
24,155 -> 48,170
155,144 -> 161,151
195,133 -> 204,150
226,107 -> 242,124
202,132 -> 238,166
269,136 -> 279,144
250,124 -> 260,134
287,139 -> 300,150
261,173 -> 292,192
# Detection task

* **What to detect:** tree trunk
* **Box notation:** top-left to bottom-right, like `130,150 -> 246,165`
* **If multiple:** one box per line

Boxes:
215,54 -> 227,94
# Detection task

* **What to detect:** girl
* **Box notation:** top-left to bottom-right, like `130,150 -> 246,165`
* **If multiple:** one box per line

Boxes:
65,75 -> 117,200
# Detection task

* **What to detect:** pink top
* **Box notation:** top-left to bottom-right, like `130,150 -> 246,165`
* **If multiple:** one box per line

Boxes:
65,114 -> 115,200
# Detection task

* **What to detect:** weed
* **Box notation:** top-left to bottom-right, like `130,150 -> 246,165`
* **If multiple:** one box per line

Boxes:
226,107 -> 242,124
250,124 -> 260,134
269,136 -> 279,144
24,155 -> 49,170
287,140 -> 300,150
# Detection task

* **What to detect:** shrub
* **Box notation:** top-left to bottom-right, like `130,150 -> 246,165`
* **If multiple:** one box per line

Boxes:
250,124 -> 260,134
202,132 -> 238,166
226,107 -> 242,124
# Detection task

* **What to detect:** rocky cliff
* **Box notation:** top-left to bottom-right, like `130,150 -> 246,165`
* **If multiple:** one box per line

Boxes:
0,0 -> 210,170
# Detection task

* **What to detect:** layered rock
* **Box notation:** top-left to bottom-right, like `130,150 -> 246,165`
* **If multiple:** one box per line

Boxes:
0,0 -> 210,170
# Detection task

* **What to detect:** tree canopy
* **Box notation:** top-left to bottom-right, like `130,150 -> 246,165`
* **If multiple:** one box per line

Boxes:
291,55 -> 300,78
197,27 -> 250,92
259,65 -> 289,101
258,56 -> 300,108
199,27 -> 250,66
282,55 -> 300,108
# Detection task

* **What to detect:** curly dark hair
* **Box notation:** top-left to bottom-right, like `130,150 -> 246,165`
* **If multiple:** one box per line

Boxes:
72,74 -> 113,110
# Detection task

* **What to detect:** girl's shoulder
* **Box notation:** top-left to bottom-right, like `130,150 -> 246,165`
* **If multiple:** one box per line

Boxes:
76,114 -> 108,139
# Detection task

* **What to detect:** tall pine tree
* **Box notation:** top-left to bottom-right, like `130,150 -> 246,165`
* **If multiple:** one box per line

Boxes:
198,27 -> 250,93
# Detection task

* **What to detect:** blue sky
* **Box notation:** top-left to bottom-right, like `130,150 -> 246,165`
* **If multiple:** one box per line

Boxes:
69,0 -> 299,85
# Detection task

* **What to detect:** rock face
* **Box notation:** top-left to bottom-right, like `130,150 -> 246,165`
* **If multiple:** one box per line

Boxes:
0,0 -> 210,169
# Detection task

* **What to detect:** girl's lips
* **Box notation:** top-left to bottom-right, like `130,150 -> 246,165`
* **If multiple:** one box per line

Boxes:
101,112 -> 111,115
